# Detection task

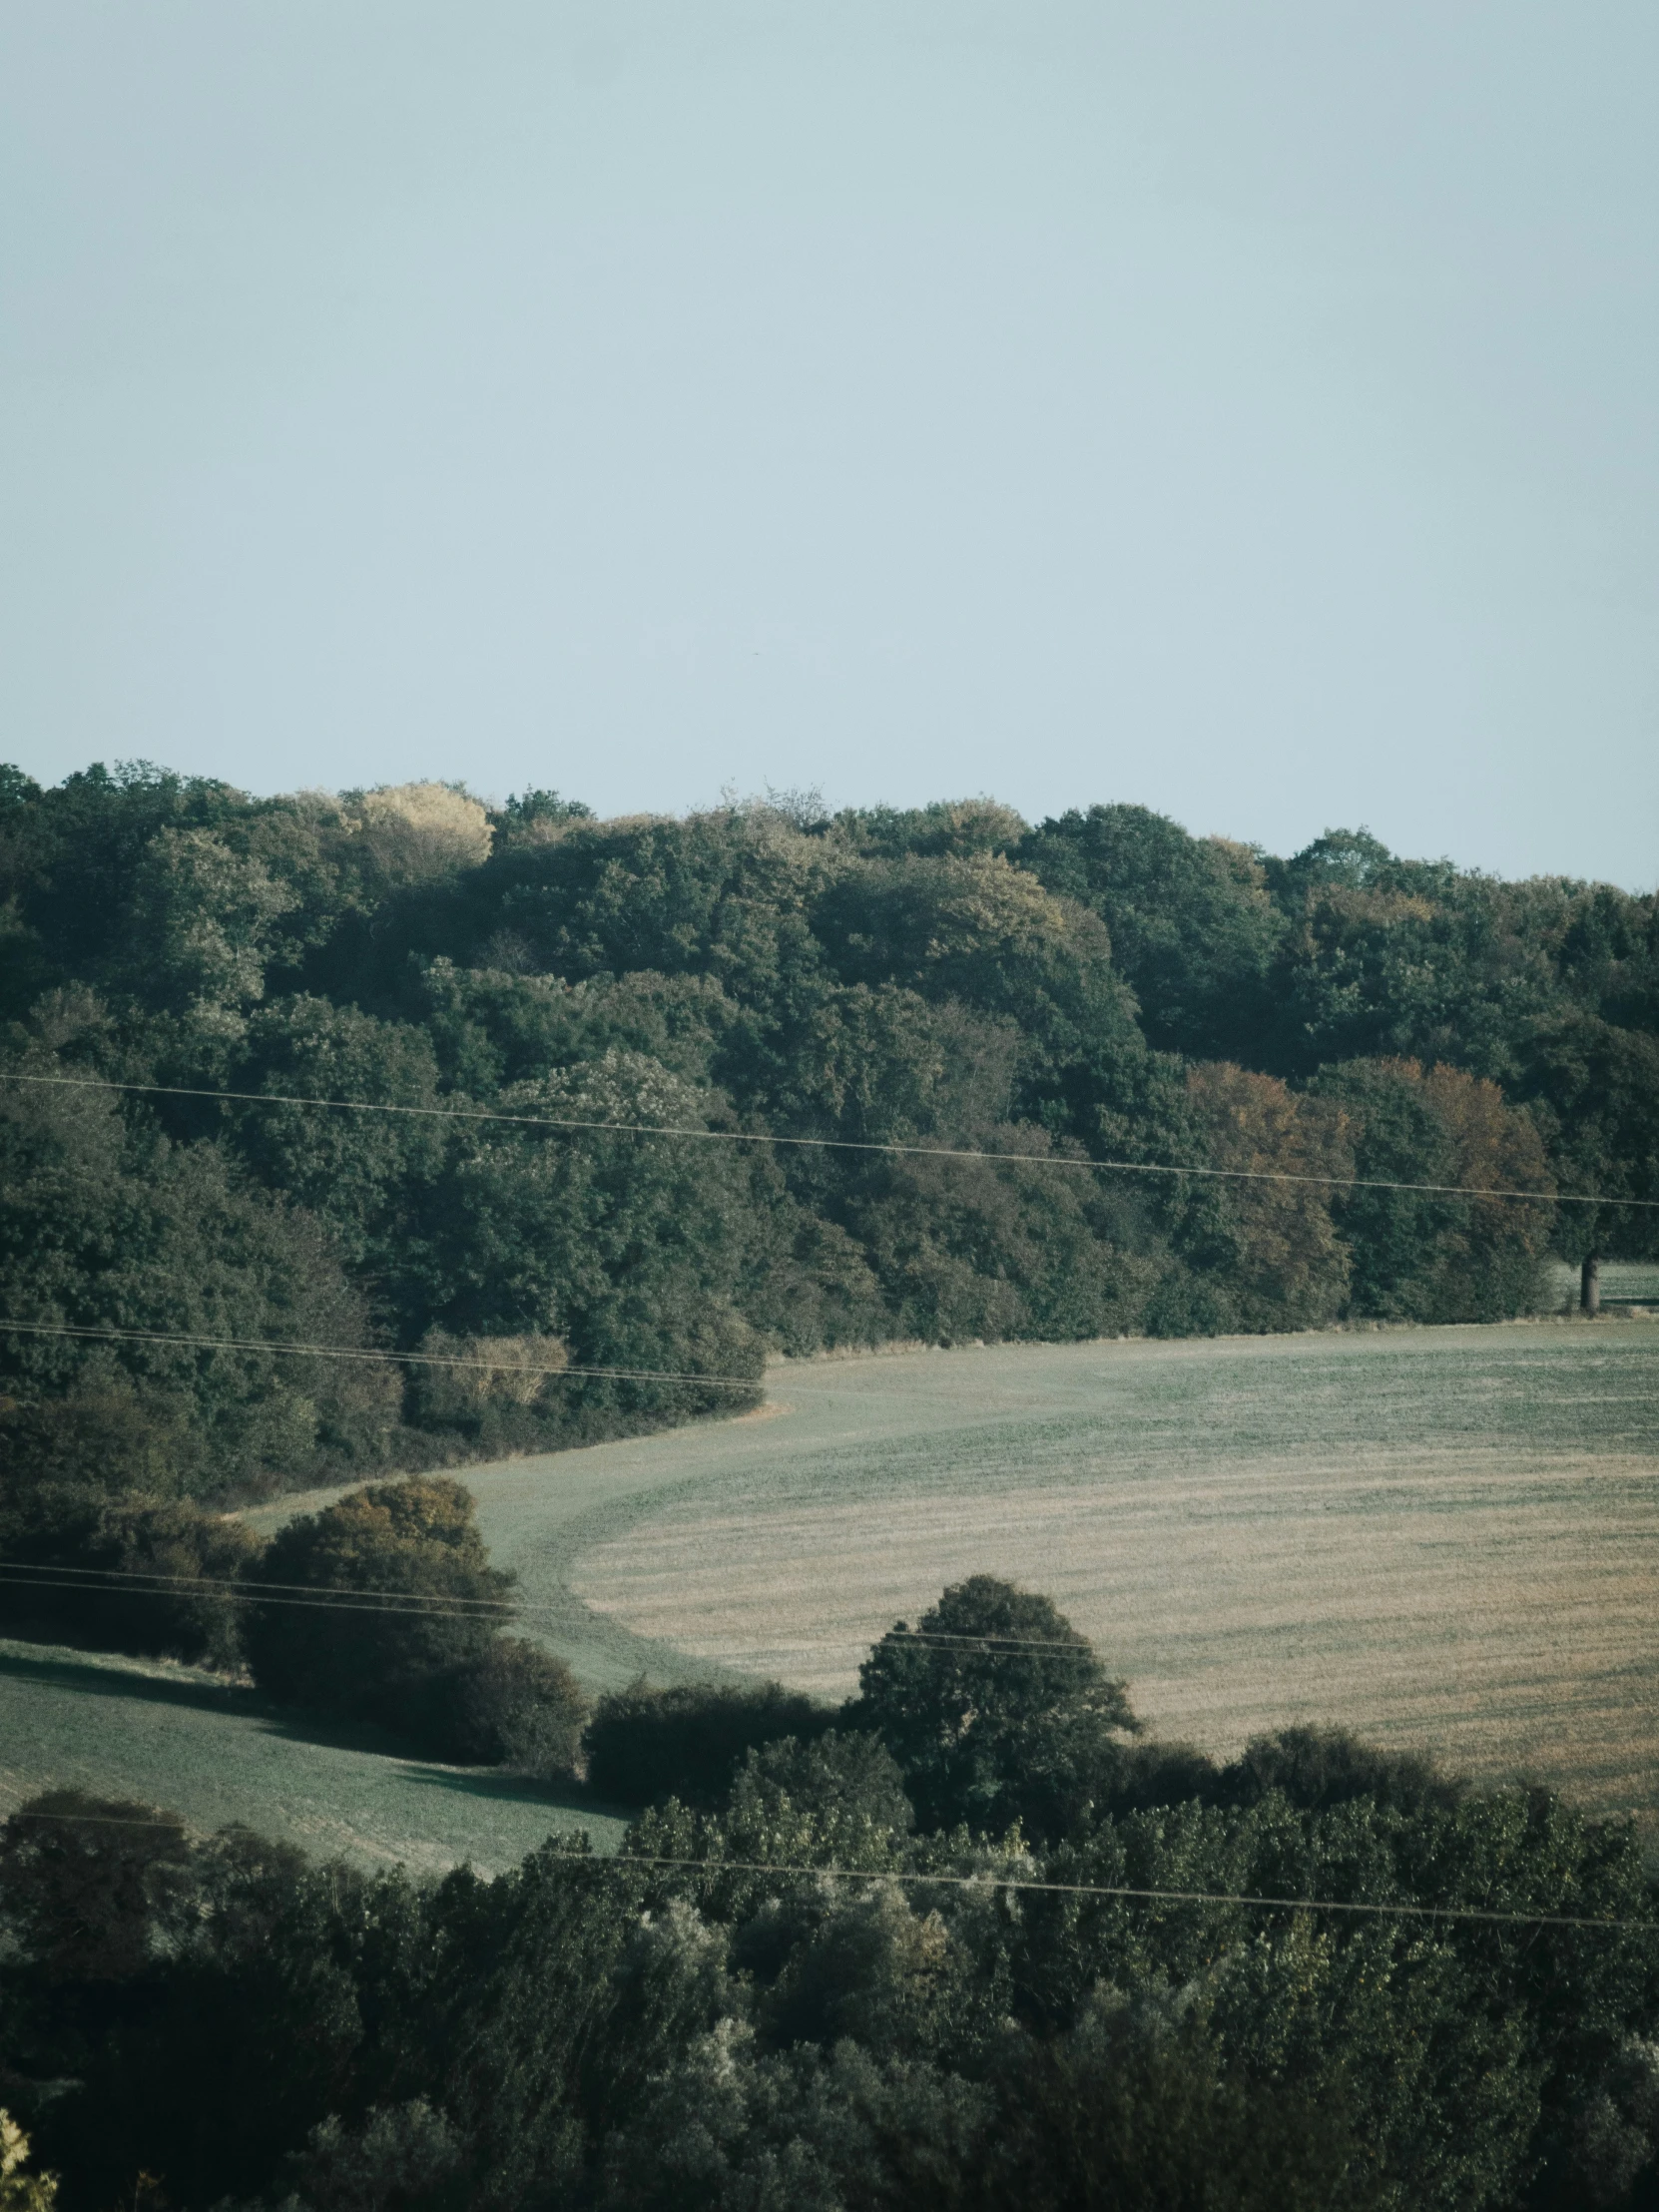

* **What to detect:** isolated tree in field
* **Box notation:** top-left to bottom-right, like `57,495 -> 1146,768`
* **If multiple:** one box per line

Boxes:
852,1576 -> 1138,1837
243,1476 -> 513,1725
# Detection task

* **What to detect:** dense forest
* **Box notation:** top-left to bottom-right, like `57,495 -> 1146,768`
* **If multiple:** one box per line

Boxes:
2,1573 -> 1657,2212
2,762 -> 1655,1536
2,768 -> 1658,2209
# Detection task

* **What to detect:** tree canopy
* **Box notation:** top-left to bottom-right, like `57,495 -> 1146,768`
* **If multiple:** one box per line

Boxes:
1,768 -> 1649,1541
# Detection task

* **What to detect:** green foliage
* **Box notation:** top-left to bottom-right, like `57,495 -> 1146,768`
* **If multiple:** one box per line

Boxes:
1178,1061 -> 1353,1330
417,1639 -> 588,1779
584,1679 -> 836,1808
1,761 -> 1652,1662
0,1791 -> 200,1986
260,2098 -> 468,2212
4,1581 -> 1659,2212
0,1495 -> 262,1667
1218,1726 -> 1466,1816
981,1986 -> 1379,2211
1017,803 -> 1285,1062
418,1053 -> 768,1422
242,1477 -> 513,1727
1311,1058 -> 1555,1321
232,996 -> 449,1277
852,1575 -> 1139,1840
0,1059 -> 400,1501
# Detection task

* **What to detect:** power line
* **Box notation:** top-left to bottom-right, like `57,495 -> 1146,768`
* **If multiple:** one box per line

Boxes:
0,1318 -> 757,1390
0,1559 -> 520,1614
611,1854 -> 1652,1933
0,1806 -> 1645,1933
4,1069 -> 1642,1209
0,1566 -> 517,1625
0,1558 -> 1128,1657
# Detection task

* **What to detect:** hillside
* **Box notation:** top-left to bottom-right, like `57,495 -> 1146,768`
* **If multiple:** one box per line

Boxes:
4,766 -> 1655,1533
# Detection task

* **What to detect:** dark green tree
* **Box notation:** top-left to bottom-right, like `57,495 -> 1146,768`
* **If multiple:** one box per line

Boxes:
242,1477 -> 513,1727
851,1576 -> 1138,1838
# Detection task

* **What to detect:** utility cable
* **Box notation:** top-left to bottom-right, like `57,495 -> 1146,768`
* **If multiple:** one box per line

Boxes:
0,1317 -> 757,1390
609,1854 -> 1653,1933
0,1566 -> 516,1624
0,1806 -> 1647,1934
0,1557 -> 1130,1657
5,1069 -> 1645,1209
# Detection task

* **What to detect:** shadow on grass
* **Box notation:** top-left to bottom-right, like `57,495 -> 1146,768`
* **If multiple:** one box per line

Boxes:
0,1640 -> 421,1760
0,1640 -> 257,1717
0,1641 -> 635,1824
399,1763 -> 633,1825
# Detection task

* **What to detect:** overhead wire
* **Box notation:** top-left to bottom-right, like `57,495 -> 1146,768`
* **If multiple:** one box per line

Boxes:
0,1567 -> 516,1625
1,1073 -> 1649,1873
5,1068 -> 1650,1208
0,1556 -> 1127,1656
0,1805 -> 1647,1933
0,1317 -> 757,1390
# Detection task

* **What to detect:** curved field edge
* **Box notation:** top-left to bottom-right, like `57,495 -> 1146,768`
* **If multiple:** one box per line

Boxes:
2,1320 -> 1654,1866
262,1318 -> 1659,1833
552,1321 -> 1659,1837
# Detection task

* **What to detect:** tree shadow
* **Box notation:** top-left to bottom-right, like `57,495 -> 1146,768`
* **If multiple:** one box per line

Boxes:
0,1642 -> 439,1765
0,1643 -> 638,1820
0,1641 -> 258,1718
399,1764 -> 632,1823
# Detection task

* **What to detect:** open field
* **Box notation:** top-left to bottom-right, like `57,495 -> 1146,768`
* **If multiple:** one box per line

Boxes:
1548,1260 -> 1659,1308
267,1318 -> 1659,1838
3,1318 -> 1656,1863
0,1638 -> 631,1874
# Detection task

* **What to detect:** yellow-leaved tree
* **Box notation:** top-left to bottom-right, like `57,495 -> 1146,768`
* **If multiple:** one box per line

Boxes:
0,2111 -> 57,2211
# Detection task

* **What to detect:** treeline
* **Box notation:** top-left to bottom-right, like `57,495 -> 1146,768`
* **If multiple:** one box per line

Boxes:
2,1576 -> 1657,2211
2,764 -> 1654,1529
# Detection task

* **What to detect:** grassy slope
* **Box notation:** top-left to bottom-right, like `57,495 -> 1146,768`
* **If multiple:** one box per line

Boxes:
3,1318 -> 1655,1864
0,1640 -> 631,1874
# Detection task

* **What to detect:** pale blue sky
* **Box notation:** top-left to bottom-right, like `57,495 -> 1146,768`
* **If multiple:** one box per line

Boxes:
3,3 -> 1655,882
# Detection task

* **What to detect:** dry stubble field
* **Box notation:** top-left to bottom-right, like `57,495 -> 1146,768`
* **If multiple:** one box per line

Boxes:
549,1321 -> 1659,1837
3,1318 -> 1655,1866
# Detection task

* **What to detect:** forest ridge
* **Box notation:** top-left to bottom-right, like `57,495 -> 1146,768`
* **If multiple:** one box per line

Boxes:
1,763 -> 1656,1510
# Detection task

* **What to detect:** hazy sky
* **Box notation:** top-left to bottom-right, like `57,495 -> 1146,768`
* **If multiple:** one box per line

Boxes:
3,2 -> 1655,883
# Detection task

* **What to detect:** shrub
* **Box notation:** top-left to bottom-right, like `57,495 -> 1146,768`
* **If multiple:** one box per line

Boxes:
242,1476 -> 512,1727
584,1679 -> 836,1808
1218,1726 -> 1464,1815
420,1639 -> 588,1778
735,1730 -> 914,1832
405,1331 -> 571,1441
0,1494 -> 262,1669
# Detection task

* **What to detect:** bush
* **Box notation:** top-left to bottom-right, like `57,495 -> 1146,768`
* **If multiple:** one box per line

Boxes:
584,1679 -> 836,1808
0,1493 -> 262,1669
419,1639 -> 588,1778
730,1730 -> 915,1843
242,1476 -> 512,1728
1218,1726 -> 1464,1815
